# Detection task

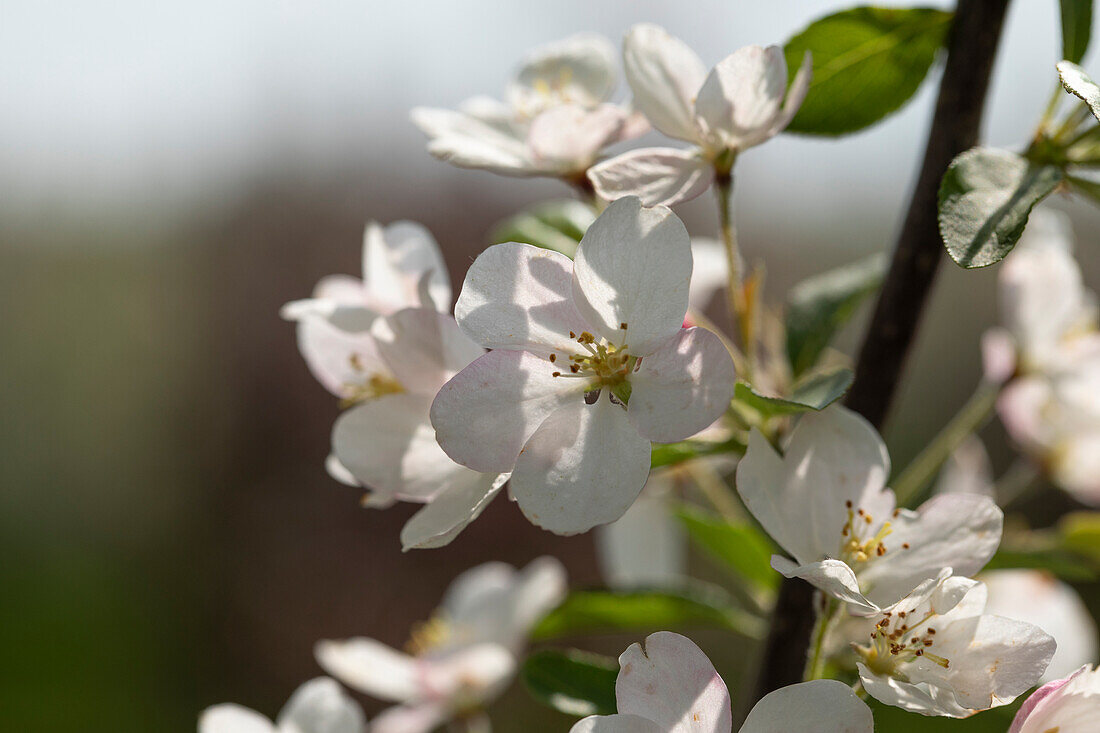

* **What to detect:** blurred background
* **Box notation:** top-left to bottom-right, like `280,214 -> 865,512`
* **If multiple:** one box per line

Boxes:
4,1 -> 1099,730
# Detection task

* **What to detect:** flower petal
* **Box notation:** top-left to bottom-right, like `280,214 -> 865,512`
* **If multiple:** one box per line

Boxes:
509,33 -> 619,112
857,662 -> 974,717
772,556 -> 878,615
292,316 -> 387,399
454,243 -> 592,357
587,147 -> 714,208
1009,666 -> 1094,733
570,715 -> 663,733
858,493 -> 1003,609
572,197 -> 692,353
741,680 -> 873,733
627,326 -> 736,442
400,473 -> 508,551
276,677 -> 366,733
623,24 -> 707,142
361,221 -> 451,313
332,393 -> 463,503
370,703 -> 448,733
981,569 -> 1098,682
527,104 -> 627,174
510,393 -> 651,534
372,308 -> 484,395
199,705 -> 274,733
767,49 -> 812,139
615,631 -> 732,732
933,435 -> 995,497
736,406 -> 892,567
695,45 -> 787,150
410,107 -> 535,175
687,238 -> 728,311
314,638 -> 419,703
597,474 -> 686,589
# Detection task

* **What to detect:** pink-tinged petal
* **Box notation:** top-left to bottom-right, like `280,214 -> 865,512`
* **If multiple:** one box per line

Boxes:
981,328 -> 1018,383
361,221 -> 451,313
570,714 -> 663,733
370,702 -> 448,733
509,33 -> 619,112
695,45 -> 788,151
419,643 -> 517,705
857,662 -> 974,718
767,50 -> 813,139
454,243 -> 592,357
294,316 -> 387,398
276,677 -> 366,733
998,377 -> 1052,450
615,631 -> 732,732
587,147 -> 714,208
314,638 -> 420,703
430,349 -> 586,473
1052,432 -> 1100,505
332,393 -> 463,503
628,326 -> 736,443
687,238 -> 727,310
736,407 -> 892,567
858,493 -> 1002,609
510,394 -> 651,535
623,24 -> 707,142
400,472 -> 507,551
199,705 -> 274,733
411,107 -> 536,176
572,197 -> 693,353
372,309 -> 484,395
741,679 -> 873,733
1009,666 -> 1089,733
772,556 -> 878,615
982,570 -> 1098,682
527,104 -> 627,174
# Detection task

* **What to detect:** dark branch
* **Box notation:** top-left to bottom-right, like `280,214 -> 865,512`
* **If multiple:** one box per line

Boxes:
753,0 -> 1011,701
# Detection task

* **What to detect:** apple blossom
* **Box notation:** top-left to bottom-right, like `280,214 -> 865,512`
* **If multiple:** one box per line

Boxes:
316,557 -> 566,733
852,570 -> 1055,717
411,34 -> 646,181
571,631 -> 872,733
199,677 -> 365,733
281,220 -> 451,399
736,406 -> 1003,614
587,23 -> 811,207
1010,665 -> 1100,732
430,197 -> 737,534
596,471 -> 687,590
325,307 -> 509,549
981,569 -> 1098,682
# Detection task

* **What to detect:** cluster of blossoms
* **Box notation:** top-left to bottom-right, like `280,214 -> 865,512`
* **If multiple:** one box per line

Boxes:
201,18 -> 1100,733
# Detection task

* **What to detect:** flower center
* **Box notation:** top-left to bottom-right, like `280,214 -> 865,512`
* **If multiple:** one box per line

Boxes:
838,501 -> 909,566
340,352 -> 405,407
854,609 -> 950,677
532,67 -> 575,105
405,613 -> 474,657
549,325 -> 639,390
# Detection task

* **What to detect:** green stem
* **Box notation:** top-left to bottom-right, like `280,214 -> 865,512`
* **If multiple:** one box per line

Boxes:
997,459 -> 1041,508
803,596 -> 839,681
715,175 -> 755,382
892,380 -> 999,506
1038,83 -> 1064,133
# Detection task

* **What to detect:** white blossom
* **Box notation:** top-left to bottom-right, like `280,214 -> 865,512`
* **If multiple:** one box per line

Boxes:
588,23 -> 811,206
431,197 -> 736,534
1010,665 -> 1100,732
736,406 -> 1003,613
199,678 -> 364,733
412,34 -> 646,180
853,571 -> 1055,717
571,631 -> 872,733
317,558 -> 566,733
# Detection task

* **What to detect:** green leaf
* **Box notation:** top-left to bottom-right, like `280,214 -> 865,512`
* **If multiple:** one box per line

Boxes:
1060,0 -> 1094,65
532,588 -> 763,640
650,437 -> 745,470
938,148 -> 1064,268
522,649 -> 618,717
986,546 -> 1097,582
490,200 -> 595,257
1060,511 -> 1100,564
783,6 -> 953,135
1068,174 -> 1100,203
733,367 -> 854,419
785,254 -> 887,376
1059,60 -> 1100,123
677,506 -> 778,593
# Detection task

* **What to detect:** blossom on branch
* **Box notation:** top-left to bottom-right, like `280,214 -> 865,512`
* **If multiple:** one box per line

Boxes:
571,631 -> 872,733
316,558 -> 566,733
1010,665 -> 1100,732
431,197 -> 736,534
736,406 -> 1003,614
199,678 -> 365,733
588,23 -> 811,206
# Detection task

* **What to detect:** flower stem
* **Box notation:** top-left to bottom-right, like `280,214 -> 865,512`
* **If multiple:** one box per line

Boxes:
892,380 -> 999,506
714,174 -> 754,382
803,595 -> 839,681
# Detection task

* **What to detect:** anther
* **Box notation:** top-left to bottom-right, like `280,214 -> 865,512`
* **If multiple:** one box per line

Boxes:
549,354 -> 557,362
552,371 -> 561,377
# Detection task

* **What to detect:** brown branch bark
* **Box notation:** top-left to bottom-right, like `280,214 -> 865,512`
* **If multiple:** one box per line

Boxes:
753,0 -> 1011,701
